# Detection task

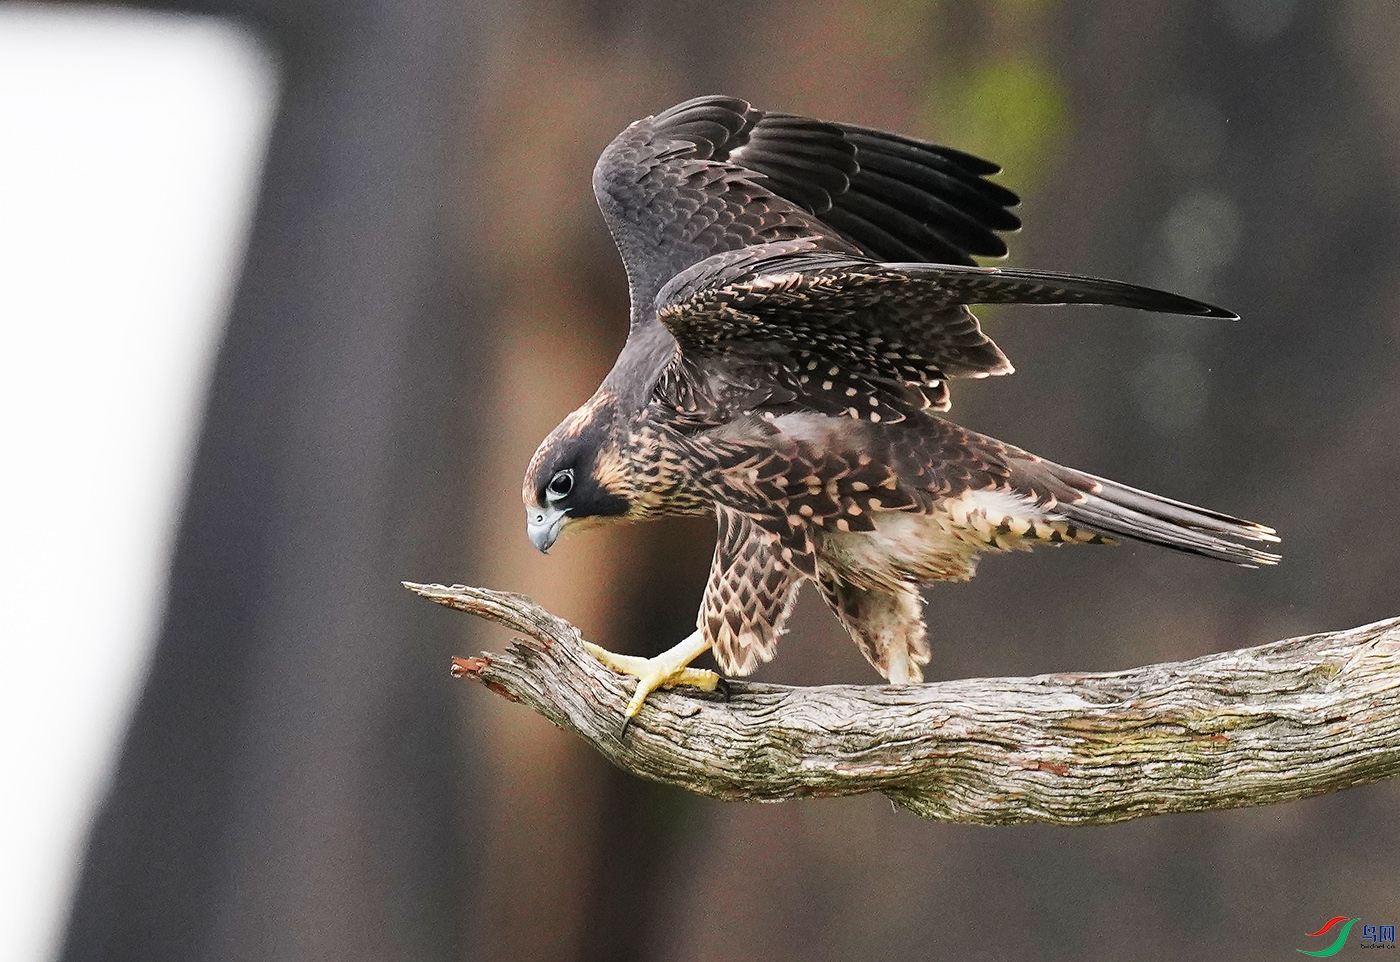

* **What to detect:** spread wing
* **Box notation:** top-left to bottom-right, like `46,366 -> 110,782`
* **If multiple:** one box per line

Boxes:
592,96 -> 1235,421
592,95 -> 1019,321
654,242 -> 1236,419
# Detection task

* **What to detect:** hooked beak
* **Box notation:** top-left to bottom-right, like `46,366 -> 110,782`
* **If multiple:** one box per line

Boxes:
527,504 -> 568,553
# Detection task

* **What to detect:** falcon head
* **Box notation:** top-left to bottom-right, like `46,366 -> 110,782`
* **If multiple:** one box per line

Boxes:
523,392 -> 633,553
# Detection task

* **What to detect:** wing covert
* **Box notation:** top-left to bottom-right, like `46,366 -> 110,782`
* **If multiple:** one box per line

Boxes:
654,243 -> 1237,419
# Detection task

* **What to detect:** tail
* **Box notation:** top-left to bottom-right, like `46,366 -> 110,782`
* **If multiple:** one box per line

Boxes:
1019,458 -> 1281,567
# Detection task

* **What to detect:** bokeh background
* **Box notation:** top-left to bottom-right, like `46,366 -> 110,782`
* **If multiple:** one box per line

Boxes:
7,1 -> 1400,960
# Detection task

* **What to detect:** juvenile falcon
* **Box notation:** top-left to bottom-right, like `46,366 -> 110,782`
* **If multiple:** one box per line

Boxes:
523,95 -> 1280,719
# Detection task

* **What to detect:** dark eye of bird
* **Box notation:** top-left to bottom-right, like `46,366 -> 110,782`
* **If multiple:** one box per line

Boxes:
547,469 -> 574,498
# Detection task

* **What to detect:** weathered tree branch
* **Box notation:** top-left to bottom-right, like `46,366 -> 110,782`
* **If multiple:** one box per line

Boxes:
408,582 -> 1400,825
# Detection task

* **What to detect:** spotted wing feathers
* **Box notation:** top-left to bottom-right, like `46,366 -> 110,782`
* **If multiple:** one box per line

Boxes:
694,417 -> 925,536
656,246 -> 1235,419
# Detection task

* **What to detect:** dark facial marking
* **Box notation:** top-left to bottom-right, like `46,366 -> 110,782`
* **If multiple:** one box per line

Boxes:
530,430 -> 630,522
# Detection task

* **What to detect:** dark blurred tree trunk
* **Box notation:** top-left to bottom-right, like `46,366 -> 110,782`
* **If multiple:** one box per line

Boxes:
58,1 -> 491,959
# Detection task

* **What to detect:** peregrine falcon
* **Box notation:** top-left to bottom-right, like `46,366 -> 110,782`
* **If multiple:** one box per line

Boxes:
523,95 -> 1279,719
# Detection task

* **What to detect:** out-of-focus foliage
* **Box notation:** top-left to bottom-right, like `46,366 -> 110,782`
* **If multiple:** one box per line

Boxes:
923,58 -> 1067,192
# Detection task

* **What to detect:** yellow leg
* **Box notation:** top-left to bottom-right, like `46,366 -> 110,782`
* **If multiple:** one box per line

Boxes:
583,630 -> 719,718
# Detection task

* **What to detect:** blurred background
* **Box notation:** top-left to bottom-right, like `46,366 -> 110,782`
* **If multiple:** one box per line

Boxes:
5,0 -> 1399,960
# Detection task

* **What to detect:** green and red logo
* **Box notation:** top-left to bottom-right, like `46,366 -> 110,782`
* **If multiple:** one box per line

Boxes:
1298,917 -> 1395,956
1299,918 -> 1359,957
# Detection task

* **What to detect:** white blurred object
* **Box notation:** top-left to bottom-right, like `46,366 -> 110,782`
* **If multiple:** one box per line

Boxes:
0,7 -> 277,960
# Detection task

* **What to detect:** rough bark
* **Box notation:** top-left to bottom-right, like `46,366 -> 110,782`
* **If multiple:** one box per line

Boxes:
407,582 -> 1400,826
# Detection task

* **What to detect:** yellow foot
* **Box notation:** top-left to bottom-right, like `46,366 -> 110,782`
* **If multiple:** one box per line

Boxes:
583,631 -> 719,719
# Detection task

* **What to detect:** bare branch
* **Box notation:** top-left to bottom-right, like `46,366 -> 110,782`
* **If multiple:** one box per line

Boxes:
407,582 -> 1400,825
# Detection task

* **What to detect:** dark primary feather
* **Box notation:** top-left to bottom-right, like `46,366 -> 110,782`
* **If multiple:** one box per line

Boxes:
734,110 -> 1020,262
884,263 -> 1238,318
591,95 -> 1020,316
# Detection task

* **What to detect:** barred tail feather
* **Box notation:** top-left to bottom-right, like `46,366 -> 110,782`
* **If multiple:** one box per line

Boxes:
1033,463 -> 1281,568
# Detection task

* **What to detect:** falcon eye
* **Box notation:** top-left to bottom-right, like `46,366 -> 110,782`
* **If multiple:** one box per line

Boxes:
547,469 -> 574,499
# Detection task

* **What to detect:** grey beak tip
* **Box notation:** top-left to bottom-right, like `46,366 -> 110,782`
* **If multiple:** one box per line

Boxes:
527,506 -> 565,554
